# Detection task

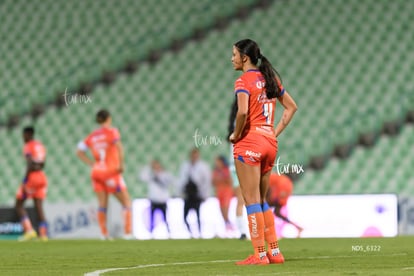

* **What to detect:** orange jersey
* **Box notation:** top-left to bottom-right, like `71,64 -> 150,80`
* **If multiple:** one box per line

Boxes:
18,140 -> 47,199
212,167 -> 232,189
23,140 -> 46,164
268,173 -> 293,206
84,127 -> 121,170
234,69 -> 284,138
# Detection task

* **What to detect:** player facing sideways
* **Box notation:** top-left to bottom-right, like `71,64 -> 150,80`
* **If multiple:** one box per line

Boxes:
212,155 -> 234,232
230,39 -> 298,265
267,173 -> 303,237
15,126 -> 49,241
76,109 -> 133,240
228,98 -> 248,240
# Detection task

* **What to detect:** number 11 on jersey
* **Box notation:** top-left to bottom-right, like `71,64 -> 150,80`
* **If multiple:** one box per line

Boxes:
263,103 -> 273,124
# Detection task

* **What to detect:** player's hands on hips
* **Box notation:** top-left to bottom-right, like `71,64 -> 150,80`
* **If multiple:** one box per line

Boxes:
229,132 -> 239,143
117,165 -> 124,173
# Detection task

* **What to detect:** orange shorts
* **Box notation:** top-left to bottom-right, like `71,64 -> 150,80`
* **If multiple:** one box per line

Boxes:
91,166 -> 127,194
216,186 -> 234,208
233,133 -> 277,174
16,171 -> 48,200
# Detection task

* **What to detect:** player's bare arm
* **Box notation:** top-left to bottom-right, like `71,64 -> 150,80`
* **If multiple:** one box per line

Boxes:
23,156 -> 32,183
115,140 -> 125,173
230,92 -> 249,143
274,91 -> 297,138
76,149 -> 94,167
273,204 -> 291,223
274,203 -> 303,236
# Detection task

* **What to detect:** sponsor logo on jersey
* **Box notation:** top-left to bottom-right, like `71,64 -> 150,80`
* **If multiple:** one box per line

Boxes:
246,150 -> 261,158
256,80 -> 266,89
91,134 -> 106,142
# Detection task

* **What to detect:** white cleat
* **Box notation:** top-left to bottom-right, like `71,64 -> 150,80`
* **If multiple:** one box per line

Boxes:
122,234 -> 135,240
100,235 -> 114,241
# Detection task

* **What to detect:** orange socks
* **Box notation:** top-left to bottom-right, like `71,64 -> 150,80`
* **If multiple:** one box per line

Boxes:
97,207 -> 108,237
39,221 -> 48,238
262,203 -> 280,256
123,207 -> 132,235
21,216 -> 33,233
98,206 -> 132,237
246,204 -> 266,259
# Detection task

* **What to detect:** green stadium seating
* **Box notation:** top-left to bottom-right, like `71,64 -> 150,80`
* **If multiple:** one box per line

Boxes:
0,0 -> 256,124
0,0 -> 412,203
295,125 -> 414,196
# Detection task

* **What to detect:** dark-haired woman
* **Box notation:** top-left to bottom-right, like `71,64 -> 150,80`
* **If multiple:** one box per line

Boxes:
230,39 -> 297,265
76,109 -> 133,240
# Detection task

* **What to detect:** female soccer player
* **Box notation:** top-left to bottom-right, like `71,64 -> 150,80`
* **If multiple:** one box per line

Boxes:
76,109 -> 133,240
212,155 -> 233,231
267,173 -> 303,237
229,39 -> 298,265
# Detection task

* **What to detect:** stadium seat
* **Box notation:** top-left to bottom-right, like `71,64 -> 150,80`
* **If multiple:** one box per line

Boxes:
0,0 -> 412,203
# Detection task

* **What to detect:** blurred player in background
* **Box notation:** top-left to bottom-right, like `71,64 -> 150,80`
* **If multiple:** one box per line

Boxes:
229,39 -> 297,265
76,109 -> 133,240
228,97 -> 248,240
212,155 -> 234,232
140,159 -> 174,236
179,148 -> 211,238
15,126 -> 48,241
267,173 -> 303,237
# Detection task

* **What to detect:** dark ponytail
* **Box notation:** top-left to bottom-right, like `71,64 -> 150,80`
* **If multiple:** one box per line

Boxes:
259,55 -> 281,99
234,39 -> 281,99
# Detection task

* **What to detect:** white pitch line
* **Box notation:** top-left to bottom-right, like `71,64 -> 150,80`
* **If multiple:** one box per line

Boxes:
84,260 -> 237,276
84,253 -> 408,276
402,267 -> 414,270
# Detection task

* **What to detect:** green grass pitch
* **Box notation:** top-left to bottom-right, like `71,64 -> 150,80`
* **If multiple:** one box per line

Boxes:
1,237 -> 413,275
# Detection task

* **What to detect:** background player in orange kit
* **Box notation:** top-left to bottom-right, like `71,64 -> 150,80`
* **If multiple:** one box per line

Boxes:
212,155 -> 234,231
267,173 -> 303,237
15,126 -> 49,241
229,39 -> 297,265
76,109 -> 133,240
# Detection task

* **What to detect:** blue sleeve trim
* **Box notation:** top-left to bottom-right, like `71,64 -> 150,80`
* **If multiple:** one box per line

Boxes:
277,88 -> 285,97
235,89 -> 250,95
